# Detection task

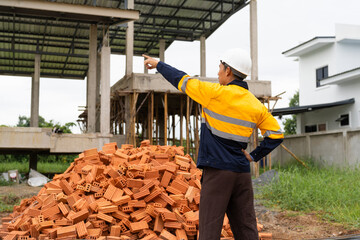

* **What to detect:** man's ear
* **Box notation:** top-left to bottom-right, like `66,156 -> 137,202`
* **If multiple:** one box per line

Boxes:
225,66 -> 232,76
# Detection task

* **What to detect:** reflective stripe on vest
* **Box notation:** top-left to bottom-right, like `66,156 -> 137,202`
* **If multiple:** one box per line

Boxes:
203,108 -> 256,129
204,121 -> 251,142
202,117 -> 251,142
264,129 -> 283,137
181,77 -> 191,93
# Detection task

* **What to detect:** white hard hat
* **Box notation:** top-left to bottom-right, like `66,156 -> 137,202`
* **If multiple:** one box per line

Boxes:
220,48 -> 252,77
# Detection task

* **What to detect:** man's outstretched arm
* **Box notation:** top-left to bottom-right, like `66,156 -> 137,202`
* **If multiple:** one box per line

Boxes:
143,54 -> 187,88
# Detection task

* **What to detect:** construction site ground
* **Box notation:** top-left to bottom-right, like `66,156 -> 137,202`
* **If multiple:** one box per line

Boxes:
0,176 -> 359,240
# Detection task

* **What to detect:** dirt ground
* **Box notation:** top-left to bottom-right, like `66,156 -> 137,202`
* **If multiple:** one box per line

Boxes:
255,201 -> 360,240
1,183 -> 359,239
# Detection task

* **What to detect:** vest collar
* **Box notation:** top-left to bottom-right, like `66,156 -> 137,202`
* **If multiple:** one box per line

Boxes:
227,79 -> 248,90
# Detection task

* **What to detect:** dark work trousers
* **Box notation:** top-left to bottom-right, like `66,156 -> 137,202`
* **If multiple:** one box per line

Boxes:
199,167 -> 259,240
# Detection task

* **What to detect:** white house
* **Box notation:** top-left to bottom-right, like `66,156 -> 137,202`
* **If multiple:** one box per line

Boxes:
278,24 -> 360,134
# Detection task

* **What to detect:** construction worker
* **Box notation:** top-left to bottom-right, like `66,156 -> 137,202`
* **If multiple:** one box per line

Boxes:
143,48 -> 283,240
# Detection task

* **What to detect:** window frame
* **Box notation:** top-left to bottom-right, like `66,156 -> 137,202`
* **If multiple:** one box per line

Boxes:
337,113 -> 350,127
316,65 -> 329,88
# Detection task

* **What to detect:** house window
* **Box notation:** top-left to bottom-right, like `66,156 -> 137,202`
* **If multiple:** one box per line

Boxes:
336,114 -> 349,126
318,123 -> 326,131
316,66 -> 328,87
305,125 -> 317,133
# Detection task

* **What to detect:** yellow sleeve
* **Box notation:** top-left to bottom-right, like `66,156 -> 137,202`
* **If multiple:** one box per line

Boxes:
257,106 -> 284,139
177,75 -> 220,107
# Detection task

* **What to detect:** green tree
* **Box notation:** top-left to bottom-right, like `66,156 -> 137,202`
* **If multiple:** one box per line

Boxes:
16,115 -> 75,133
283,91 -> 299,135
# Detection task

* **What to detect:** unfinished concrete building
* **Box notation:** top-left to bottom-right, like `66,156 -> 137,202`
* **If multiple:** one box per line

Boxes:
0,0 -> 275,172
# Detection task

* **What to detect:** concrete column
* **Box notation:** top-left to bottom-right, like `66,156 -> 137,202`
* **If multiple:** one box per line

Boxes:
87,24 -> 97,132
200,36 -> 206,77
296,114 -> 304,134
30,54 -> 40,127
250,0 -> 258,81
159,39 -> 165,62
95,52 -> 101,132
125,0 -> 134,76
144,55 -> 148,74
250,0 -> 259,178
100,37 -> 111,135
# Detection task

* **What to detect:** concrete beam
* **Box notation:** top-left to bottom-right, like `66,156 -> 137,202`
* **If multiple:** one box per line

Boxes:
87,24 -> 97,133
200,36 -> 206,77
159,39 -> 165,62
0,0 -> 139,25
0,127 -> 113,153
125,0 -> 134,76
100,35 -> 111,135
30,54 -> 40,127
250,0 -> 258,81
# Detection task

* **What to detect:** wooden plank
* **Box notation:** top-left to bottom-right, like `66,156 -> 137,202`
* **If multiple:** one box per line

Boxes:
195,102 -> 199,162
172,113 -> 176,145
186,96 -> 190,154
180,95 -> 183,147
150,91 -> 154,145
164,92 -> 168,145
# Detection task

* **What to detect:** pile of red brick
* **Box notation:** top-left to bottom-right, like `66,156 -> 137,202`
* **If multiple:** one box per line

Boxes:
0,140 -> 272,240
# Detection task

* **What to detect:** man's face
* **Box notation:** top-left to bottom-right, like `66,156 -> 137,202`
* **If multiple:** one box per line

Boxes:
218,63 -> 227,85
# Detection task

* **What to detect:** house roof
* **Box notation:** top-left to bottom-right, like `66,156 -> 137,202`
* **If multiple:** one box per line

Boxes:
282,36 -> 335,57
272,98 -> 355,116
321,66 -> 360,86
0,0 -> 249,80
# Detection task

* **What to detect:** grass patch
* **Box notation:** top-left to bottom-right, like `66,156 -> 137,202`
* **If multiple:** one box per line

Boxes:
259,161 -> 360,228
0,194 -> 20,212
37,162 -> 70,173
0,179 -> 15,186
0,162 -> 70,174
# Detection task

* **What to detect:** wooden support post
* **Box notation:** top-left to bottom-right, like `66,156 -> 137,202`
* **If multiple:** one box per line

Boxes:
131,91 -> 138,146
180,96 -> 183,147
164,93 -> 168,145
195,103 -> 199,162
155,95 -> 159,145
150,92 -> 154,145
254,129 -> 259,178
172,114 -> 176,145
267,99 -> 272,170
147,95 -> 151,140
186,96 -> 190,154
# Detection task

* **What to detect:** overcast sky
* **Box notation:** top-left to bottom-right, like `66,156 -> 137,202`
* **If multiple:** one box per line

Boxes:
1,0 -> 360,133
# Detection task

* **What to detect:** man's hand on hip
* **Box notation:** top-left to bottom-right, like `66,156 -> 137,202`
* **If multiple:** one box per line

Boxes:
241,149 -> 253,162
143,54 -> 159,69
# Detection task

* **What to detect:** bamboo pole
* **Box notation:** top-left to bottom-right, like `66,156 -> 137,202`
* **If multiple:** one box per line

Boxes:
186,96 -> 190,154
281,144 -> 309,169
164,93 -> 168,145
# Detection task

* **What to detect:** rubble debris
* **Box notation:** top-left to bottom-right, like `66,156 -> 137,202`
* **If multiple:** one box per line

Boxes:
0,140 -> 271,239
